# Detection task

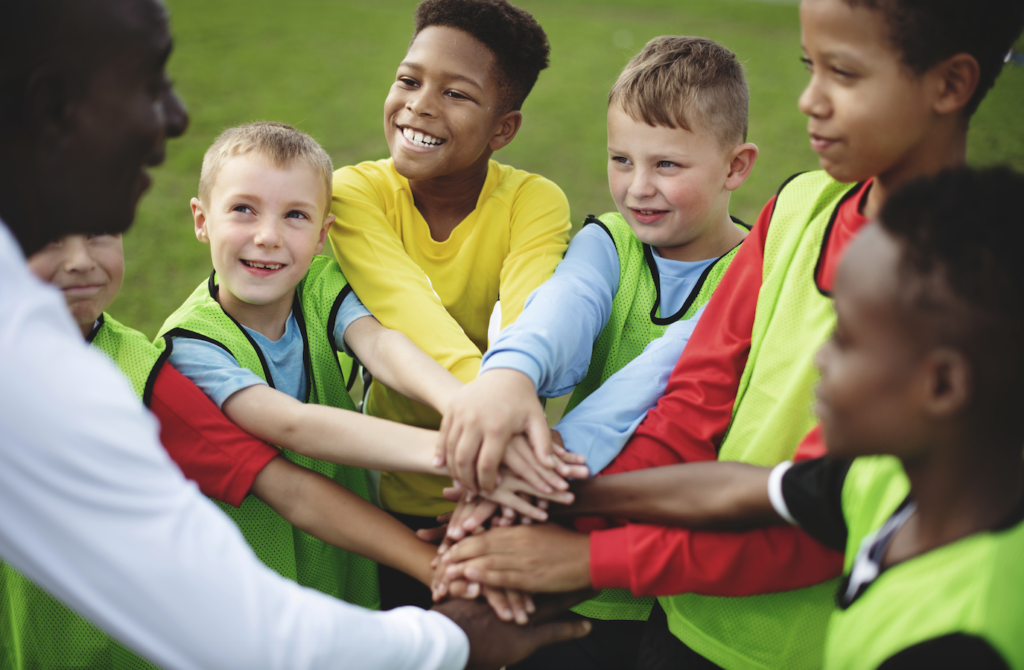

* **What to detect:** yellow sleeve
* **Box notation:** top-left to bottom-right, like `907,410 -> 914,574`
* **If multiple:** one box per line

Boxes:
329,165 -> 482,384
499,176 -> 572,328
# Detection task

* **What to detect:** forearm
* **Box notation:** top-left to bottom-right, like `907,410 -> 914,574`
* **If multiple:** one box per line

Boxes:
361,326 -> 464,416
253,458 -> 435,586
553,461 -> 780,529
223,386 -> 446,475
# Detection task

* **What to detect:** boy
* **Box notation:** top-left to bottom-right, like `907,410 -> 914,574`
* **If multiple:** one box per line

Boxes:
4,229 -> 447,669
158,121 -> 563,613
329,0 -> 572,607
438,35 -> 758,668
436,1 -> 1024,669
540,166 -> 1024,668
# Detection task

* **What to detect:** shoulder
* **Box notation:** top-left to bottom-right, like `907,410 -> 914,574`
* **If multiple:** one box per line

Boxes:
488,161 -> 569,211
332,158 -> 403,198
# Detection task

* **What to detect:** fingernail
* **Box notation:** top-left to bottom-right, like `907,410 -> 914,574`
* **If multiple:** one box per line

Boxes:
432,456 -> 443,467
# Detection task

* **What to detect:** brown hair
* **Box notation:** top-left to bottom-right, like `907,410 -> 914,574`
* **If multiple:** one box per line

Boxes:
609,36 -> 749,148
198,122 -> 333,217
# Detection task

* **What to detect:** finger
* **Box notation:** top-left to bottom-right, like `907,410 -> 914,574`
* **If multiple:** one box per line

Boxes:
476,432 -> 507,494
452,425 -> 484,493
482,585 -> 513,622
556,462 -> 590,480
442,485 -> 463,502
502,444 -> 555,494
528,619 -> 593,650
509,438 -> 568,492
487,488 -> 549,523
525,414 -> 556,466
505,588 -> 529,625
447,579 -> 479,600
435,416 -> 450,468
443,420 -> 464,479
529,589 -> 601,623
460,499 -> 499,534
524,592 -> 536,614
416,525 -> 448,544
499,473 -> 573,505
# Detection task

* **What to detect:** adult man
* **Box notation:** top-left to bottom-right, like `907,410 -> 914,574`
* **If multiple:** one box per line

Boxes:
0,1 -> 589,668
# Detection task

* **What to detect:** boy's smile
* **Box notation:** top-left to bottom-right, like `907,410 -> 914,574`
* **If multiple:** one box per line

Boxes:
384,25 -> 508,183
192,153 -> 331,338
606,103 -> 750,262
798,0 -> 942,187
815,224 -> 927,460
28,233 -> 125,338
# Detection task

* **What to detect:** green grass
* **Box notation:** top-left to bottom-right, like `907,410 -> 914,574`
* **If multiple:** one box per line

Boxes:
118,0 -> 1024,337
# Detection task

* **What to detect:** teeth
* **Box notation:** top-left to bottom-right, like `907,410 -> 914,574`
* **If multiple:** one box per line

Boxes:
244,260 -> 283,270
402,127 -> 445,147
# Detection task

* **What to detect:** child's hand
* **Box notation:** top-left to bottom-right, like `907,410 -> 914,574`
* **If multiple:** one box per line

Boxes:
502,434 -> 587,494
444,469 -> 574,540
437,369 -> 554,493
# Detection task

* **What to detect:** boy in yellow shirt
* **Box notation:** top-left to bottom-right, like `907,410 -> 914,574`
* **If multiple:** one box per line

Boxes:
329,0 -> 572,607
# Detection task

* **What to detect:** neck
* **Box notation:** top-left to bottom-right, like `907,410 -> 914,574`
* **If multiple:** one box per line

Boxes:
217,288 -> 293,341
408,150 -> 492,242
901,435 -> 1024,553
863,119 -> 968,220
655,205 -> 745,263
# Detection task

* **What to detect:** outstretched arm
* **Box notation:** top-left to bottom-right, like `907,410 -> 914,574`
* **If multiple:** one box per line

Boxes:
252,456 -> 436,585
344,315 -> 464,417
222,384 -> 445,474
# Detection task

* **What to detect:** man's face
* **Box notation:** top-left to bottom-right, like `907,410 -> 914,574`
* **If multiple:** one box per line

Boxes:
41,0 -> 188,250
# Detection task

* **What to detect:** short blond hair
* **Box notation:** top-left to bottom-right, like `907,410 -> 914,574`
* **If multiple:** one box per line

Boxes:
609,36 -> 749,148
198,122 -> 334,217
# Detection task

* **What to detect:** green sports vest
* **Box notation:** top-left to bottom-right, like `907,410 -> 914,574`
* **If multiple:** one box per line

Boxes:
824,456 -> 1024,669
156,256 -> 379,610
0,314 -> 165,670
661,172 -> 863,670
567,211 -> 748,622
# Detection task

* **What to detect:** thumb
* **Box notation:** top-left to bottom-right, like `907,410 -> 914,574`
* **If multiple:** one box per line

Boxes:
525,416 -> 556,466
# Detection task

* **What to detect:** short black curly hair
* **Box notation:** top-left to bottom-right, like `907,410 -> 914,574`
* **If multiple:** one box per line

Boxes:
413,0 -> 550,113
842,0 -> 1024,116
879,166 -> 1024,442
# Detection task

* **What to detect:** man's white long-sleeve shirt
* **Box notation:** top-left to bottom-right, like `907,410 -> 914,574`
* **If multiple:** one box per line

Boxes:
0,221 -> 468,670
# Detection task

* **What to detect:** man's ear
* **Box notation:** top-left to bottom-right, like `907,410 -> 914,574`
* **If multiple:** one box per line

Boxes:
930,53 -> 980,116
489,110 -> 523,152
921,347 -> 972,418
23,67 -> 75,148
725,143 -> 759,192
315,214 -> 334,255
191,197 -> 210,244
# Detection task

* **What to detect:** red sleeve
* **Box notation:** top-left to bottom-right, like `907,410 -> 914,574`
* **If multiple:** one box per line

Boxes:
150,362 -> 279,507
588,426 -> 843,596
599,197 -> 775,475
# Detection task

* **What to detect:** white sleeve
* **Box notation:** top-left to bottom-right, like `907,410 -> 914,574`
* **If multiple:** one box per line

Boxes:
0,224 -> 468,670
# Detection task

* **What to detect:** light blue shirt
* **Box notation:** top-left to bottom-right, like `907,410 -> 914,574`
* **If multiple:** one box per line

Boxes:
168,289 -> 371,408
481,223 -> 717,474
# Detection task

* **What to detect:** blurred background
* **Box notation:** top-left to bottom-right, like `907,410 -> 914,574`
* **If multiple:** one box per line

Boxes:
123,0 -> 1024,338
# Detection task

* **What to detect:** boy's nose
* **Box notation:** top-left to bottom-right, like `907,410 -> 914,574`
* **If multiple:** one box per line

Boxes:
253,220 -> 282,247
627,170 -> 657,199
798,77 -> 830,118
63,236 -> 96,272
406,90 -> 437,117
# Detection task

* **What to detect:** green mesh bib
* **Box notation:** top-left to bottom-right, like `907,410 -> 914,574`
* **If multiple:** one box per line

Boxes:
661,172 -> 862,670
0,314 -> 166,670
824,457 -> 1024,669
567,212 -> 747,622
156,256 -> 379,610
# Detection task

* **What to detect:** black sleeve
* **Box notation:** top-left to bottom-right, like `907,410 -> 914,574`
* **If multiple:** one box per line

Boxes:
780,457 -> 852,552
877,633 -> 1009,670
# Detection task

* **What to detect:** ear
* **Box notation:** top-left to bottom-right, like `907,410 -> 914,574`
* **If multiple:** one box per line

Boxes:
921,347 -> 972,418
724,143 -> 759,192
23,67 -> 75,148
191,197 -> 210,244
488,110 -> 523,152
315,214 -> 334,255
930,53 -> 980,116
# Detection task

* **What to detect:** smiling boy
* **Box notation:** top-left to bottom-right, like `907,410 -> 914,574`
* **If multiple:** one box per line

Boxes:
434,36 -> 757,669
329,0 -> 571,608
434,1 -> 1024,669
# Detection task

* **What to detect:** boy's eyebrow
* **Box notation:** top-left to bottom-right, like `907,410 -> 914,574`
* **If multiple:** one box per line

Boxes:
398,60 -> 486,91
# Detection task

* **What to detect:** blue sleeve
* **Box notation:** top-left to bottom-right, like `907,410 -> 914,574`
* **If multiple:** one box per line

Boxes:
481,224 -> 619,397
555,305 -> 705,474
331,288 -> 373,355
166,338 -> 267,409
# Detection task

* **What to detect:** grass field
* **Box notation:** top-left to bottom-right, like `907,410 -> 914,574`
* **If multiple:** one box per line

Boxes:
119,0 -> 1024,340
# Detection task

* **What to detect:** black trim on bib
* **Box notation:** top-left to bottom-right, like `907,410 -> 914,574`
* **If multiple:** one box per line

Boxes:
86,313 -> 105,344
327,284 -> 358,392
645,216 -> 750,326
291,293 -> 314,404
143,337 -> 173,409
205,270 -> 277,389
583,214 -> 617,254
811,183 -> 865,298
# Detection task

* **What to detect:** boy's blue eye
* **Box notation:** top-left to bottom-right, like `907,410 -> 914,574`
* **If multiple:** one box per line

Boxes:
611,156 -> 631,165
657,161 -> 678,169
232,205 -> 254,214
800,57 -> 813,71
285,210 -> 308,219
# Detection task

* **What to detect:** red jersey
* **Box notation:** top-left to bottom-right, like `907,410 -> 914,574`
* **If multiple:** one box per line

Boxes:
588,181 -> 872,596
150,362 -> 278,507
